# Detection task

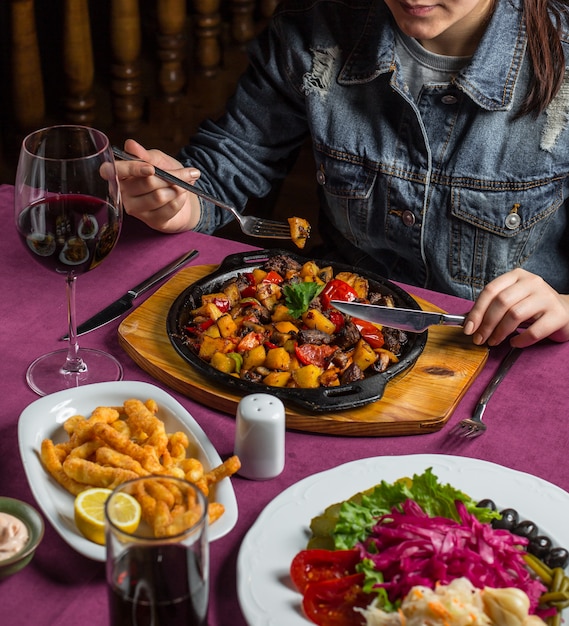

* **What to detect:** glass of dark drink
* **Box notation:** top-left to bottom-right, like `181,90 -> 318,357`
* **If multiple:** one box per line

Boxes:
105,476 -> 209,626
14,125 -> 123,395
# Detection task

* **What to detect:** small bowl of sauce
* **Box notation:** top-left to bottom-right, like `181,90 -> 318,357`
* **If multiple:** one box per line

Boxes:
0,497 -> 44,578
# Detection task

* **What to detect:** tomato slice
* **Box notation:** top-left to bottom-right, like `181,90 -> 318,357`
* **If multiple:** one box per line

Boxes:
353,319 -> 385,349
295,343 -> 337,368
237,331 -> 264,352
302,573 -> 374,626
320,279 -> 358,310
290,550 -> 362,593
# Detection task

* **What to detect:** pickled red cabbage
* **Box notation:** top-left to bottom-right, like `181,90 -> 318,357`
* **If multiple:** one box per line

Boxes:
358,499 -> 546,613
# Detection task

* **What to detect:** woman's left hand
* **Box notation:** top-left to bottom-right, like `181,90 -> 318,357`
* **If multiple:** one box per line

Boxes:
463,268 -> 569,347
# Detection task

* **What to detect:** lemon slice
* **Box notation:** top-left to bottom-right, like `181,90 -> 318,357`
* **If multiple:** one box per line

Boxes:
106,492 -> 142,535
74,488 -> 112,545
74,488 -> 141,545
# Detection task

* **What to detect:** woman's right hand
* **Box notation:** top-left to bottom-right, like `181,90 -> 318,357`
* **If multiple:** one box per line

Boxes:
113,139 -> 202,233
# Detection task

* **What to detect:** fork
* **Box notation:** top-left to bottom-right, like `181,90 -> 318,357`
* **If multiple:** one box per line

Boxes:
453,346 -> 522,439
112,146 -> 292,240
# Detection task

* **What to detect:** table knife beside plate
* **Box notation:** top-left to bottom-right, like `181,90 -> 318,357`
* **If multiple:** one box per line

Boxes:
61,249 -> 199,339
330,300 -> 466,333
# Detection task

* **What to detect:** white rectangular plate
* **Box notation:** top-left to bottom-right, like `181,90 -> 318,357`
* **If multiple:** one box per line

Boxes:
18,380 -> 238,561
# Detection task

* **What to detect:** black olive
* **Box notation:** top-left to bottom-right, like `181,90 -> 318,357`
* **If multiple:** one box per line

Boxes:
492,508 -> 518,530
514,520 -> 538,539
477,499 -> 497,511
544,547 -> 569,570
529,535 -> 552,558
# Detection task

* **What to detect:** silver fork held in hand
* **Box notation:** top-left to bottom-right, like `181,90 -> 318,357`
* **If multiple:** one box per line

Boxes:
454,346 -> 522,438
112,147 -> 292,239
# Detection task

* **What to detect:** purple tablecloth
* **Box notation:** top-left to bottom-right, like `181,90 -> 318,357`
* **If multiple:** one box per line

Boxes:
2,183 -> 568,626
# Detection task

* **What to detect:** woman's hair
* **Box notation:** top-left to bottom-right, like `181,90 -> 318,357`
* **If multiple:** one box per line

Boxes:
521,0 -> 568,115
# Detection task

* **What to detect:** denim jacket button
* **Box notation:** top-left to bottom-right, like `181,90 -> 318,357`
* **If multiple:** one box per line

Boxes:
505,212 -> 521,229
441,95 -> 458,105
316,170 -> 326,185
401,210 -> 416,226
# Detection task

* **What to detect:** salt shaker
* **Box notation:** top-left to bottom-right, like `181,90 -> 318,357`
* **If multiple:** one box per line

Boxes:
234,393 -> 285,480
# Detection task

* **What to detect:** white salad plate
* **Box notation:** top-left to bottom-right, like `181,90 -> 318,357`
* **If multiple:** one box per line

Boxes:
237,454 -> 569,626
18,380 -> 238,562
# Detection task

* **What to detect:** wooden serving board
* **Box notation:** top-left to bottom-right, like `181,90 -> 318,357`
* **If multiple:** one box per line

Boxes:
118,265 -> 488,436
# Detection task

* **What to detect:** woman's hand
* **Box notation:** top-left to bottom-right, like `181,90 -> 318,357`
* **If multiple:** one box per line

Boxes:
113,139 -> 202,233
464,268 -> 569,347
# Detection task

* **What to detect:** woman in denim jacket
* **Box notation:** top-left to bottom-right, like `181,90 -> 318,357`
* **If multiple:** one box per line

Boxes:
115,0 -> 569,349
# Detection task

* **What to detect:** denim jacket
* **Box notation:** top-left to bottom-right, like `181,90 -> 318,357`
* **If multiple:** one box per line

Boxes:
180,0 -> 569,299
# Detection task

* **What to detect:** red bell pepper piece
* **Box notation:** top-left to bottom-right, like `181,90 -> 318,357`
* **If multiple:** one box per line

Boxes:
263,270 -> 284,284
241,272 -> 257,298
212,296 -> 231,313
328,310 -> 345,332
184,318 -> 216,334
353,318 -> 384,349
320,279 -> 358,310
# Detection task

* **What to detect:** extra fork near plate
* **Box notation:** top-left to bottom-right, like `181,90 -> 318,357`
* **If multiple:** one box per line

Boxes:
452,346 -> 522,438
112,147 -> 292,240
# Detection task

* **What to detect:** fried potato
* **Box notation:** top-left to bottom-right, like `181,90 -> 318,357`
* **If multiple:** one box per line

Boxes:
288,216 -> 311,249
39,398 -> 240,538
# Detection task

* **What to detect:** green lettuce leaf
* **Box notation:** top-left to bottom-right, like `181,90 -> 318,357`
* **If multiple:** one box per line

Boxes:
357,558 -> 397,612
332,467 -> 501,550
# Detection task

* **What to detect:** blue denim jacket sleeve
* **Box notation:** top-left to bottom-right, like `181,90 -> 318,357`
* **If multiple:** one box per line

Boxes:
178,0 -> 569,300
178,15 -> 311,234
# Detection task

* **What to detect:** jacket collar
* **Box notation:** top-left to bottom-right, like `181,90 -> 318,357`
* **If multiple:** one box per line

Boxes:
338,0 -> 527,111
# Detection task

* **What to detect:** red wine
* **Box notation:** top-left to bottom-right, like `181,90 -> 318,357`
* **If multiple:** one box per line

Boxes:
108,544 -> 208,626
17,194 -> 121,275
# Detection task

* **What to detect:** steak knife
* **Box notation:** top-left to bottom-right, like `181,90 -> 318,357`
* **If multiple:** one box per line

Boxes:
61,249 -> 199,339
330,300 -> 466,333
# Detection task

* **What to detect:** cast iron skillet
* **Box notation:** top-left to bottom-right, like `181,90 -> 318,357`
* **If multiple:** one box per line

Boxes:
167,249 -> 427,412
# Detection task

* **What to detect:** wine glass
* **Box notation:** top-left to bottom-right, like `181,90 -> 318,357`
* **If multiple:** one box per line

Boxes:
14,125 -> 124,396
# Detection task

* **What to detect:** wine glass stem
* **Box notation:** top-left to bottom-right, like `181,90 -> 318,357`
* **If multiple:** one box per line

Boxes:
64,274 -> 87,374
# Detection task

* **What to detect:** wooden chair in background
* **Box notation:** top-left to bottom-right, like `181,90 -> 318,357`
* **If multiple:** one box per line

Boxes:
1,0 -> 319,248
2,0 -> 276,166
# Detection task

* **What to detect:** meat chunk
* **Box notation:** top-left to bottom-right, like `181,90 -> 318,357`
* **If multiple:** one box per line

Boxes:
298,329 -> 332,345
262,254 -> 302,275
230,275 -> 251,292
340,362 -> 364,384
334,320 -> 360,350
240,302 -> 271,324
382,327 -> 407,354
368,292 -> 396,307
331,350 -> 350,369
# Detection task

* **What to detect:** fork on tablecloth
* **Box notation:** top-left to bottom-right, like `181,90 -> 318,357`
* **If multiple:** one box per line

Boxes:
452,346 -> 522,439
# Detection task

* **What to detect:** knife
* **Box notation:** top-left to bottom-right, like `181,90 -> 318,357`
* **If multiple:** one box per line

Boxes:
61,249 -> 199,339
330,300 -> 466,333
